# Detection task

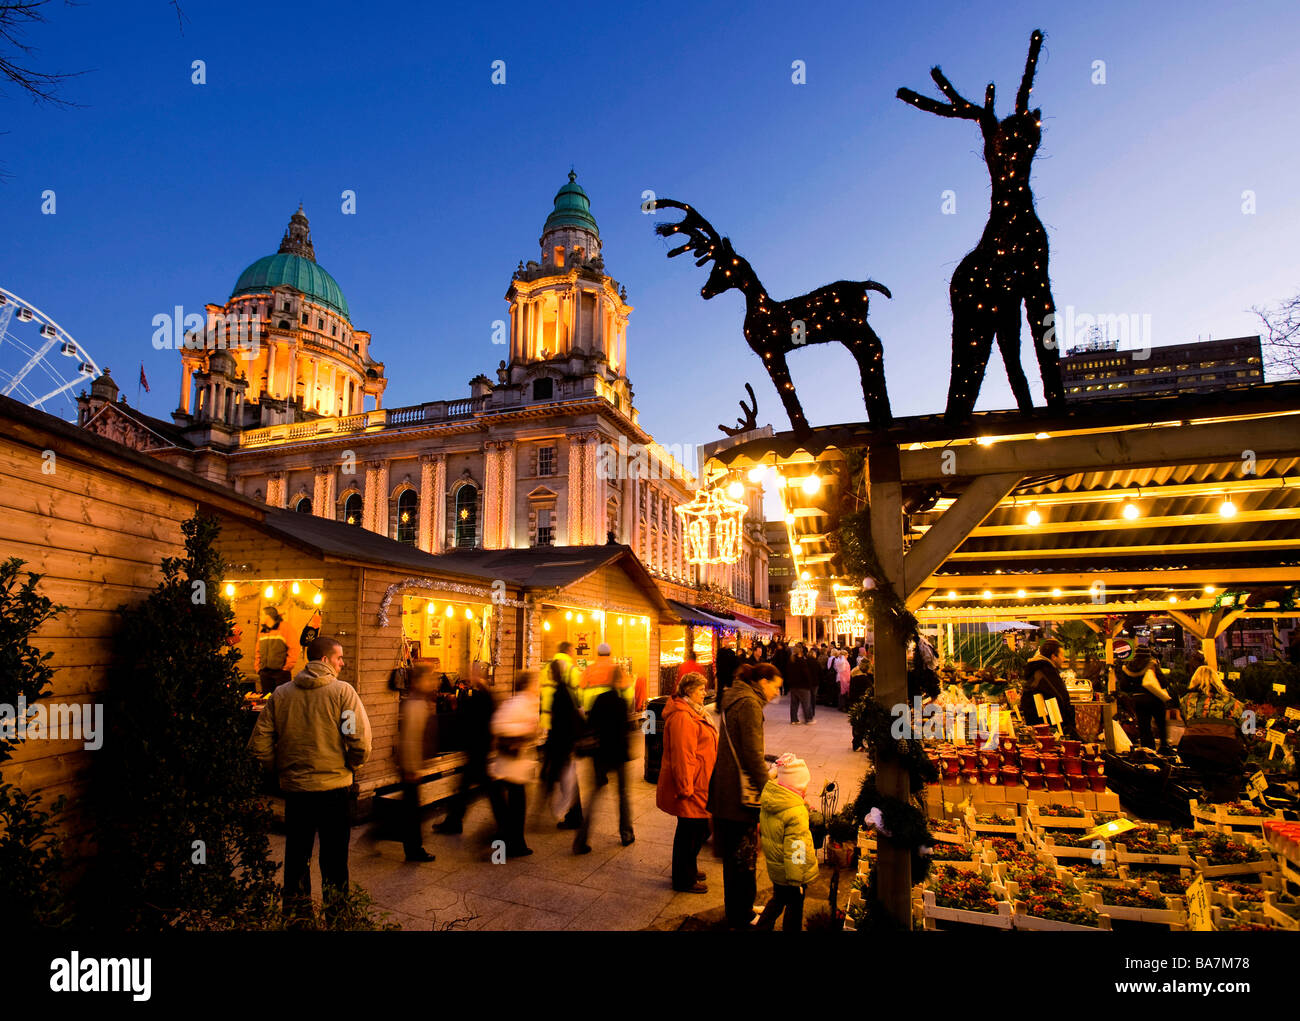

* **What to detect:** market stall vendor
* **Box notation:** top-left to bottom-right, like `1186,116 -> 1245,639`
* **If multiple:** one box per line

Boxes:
1019,639 -> 1077,737
1178,666 -> 1246,801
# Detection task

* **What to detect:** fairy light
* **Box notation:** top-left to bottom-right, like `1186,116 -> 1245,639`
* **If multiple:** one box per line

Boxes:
727,481 -> 745,500
1204,585 -> 1216,595
426,602 -> 435,614
982,590 -> 993,601
1219,499 -> 1237,518
947,590 -> 957,599
446,605 -> 455,617
312,592 -> 323,605
224,583 -> 236,597
565,610 -> 573,620
1016,589 -> 1026,599
748,465 -> 767,483
543,620 -> 552,632
264,585 -> 275,599
291,581 -> 300,594
576,613 -> 584,624
465,608 -> 474,620
1122,503 -> 1140,520
1051,588 -> 1062,598
1026,509 -> 1042,526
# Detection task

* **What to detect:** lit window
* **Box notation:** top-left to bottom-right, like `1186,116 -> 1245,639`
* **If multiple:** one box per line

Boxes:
396,489 -> 418,544
455,485 -> 478,548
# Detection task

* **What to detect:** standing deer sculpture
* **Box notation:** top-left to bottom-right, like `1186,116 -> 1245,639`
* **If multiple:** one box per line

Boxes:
652,198 -> 893,435
898,29 -> 1066,422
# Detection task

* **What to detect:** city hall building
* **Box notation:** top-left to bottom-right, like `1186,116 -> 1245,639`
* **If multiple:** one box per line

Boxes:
77,174 -> 773,646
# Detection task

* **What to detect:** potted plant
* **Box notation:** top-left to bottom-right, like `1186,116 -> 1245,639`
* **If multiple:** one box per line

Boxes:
827,810 -> 860,868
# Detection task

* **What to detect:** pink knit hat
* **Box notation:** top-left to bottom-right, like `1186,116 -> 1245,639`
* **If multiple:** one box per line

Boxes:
773,752 -> 811,792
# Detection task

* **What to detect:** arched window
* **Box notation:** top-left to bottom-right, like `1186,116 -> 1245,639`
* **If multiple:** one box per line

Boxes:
396,489 -> 418,545
296,496 -> 312,514
343,493 -> 363,526
455,485 -> 478,549
532,378 -> 553,401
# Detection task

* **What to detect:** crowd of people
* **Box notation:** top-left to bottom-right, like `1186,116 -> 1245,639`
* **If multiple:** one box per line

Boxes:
245,630 -> 871,929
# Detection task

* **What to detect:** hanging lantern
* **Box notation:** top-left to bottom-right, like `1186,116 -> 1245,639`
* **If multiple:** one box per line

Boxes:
675,487 -> 746,565
789,582 -> 818,617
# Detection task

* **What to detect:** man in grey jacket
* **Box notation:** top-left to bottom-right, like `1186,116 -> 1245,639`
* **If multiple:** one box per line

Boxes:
248,635 -> 372,921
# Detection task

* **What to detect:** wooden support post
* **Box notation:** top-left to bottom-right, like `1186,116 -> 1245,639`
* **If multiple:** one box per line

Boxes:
867,438 -> 911,928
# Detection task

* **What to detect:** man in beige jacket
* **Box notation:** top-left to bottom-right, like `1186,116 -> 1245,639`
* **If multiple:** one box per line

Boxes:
249,635 -> 372,920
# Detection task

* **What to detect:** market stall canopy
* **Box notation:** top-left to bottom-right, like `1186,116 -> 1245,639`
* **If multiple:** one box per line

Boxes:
430,545 -> 673,619
729,610 -> 782,636
665,598 -> 742,630
699,380 -> 1300,623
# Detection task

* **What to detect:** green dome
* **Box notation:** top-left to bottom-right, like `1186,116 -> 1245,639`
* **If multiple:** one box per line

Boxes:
543,170 -> 600,236
232,253 -> 351,320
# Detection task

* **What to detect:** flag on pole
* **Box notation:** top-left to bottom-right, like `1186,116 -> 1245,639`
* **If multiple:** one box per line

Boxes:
139,364 -> 150,393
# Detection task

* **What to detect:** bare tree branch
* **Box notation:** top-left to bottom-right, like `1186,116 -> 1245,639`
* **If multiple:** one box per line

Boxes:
1253,291 -> 1300,380
0,0 -> 88,106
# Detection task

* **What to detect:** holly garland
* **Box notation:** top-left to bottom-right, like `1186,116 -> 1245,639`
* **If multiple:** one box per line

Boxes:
847,696 -> 938,791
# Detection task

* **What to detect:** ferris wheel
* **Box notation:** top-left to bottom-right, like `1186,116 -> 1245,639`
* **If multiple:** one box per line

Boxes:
0,286 -> 100,420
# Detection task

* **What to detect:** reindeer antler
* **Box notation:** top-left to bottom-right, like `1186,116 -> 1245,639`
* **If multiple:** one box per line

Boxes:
651,198 -> 724,267
1016,29 -> 1044,114
898,62 -> 996,125
718,383 -> 759,437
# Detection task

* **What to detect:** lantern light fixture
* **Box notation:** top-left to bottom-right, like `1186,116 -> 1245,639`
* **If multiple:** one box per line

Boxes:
312,592 -> 323,606
224,583 -> 236,597
1219,499 -> 1237,518
1026,509 -> 1042,526
445,605 -> 455,617
727,481 -> 745,500
800,475 -> 821,495
264,585 -> 275,599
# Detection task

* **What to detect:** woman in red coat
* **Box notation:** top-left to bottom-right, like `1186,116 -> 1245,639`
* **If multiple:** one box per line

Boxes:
656,672 -> 718,893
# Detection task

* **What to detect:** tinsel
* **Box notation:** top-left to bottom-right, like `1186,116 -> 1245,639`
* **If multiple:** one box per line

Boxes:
374,577 -> 533,668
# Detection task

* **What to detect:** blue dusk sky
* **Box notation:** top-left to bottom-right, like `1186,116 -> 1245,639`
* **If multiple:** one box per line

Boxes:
3,0 -> 1298,459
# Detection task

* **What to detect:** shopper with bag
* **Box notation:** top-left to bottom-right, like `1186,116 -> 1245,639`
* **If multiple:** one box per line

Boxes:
1116,648 -> 1178,752
487,669 -> 541,858
708,662 -> 782,929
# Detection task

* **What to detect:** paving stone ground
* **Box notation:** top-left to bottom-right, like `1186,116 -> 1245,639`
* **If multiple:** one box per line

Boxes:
267,693 -> 870,930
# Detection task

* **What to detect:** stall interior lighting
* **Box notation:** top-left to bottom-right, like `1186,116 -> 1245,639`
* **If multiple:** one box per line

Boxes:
800,475 -> 822,495
224,583 -> 236,597
543,620 -> 552,632
446,605 -> 455,617
1122,503 -> 1140,520
727,481 -> 745,499
291,581 -> 300,594
426,603 -> 435,614
1026,509 -> 1042,526
1219,499 -> 1237,518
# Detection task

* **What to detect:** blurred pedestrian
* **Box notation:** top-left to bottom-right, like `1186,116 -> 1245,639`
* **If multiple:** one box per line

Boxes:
488,669 -> 540,858
574,644 -> 635,853
656,671 -> 718,893
398,664 -> 437,862
538,642 -> 584,829
708,662 -> 782,929
435,661 -> 495,834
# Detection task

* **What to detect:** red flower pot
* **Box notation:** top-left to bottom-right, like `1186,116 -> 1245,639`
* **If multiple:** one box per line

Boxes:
1067,774 -> 1088,792
1064,756 -> 1083,776
1024,772 -> 1045,790
959,750 -> 979,771
1046,774 -> 1068,792
978,749 -> 1002,769
961,770 -> 980,784
1061,740 -> 1082,758
999,767 -> 1021,786
980,767 -> 1000,785
999,736 -> 1017,754
1088,775 -> 1107,792
941,757 -> 961,779
1019,751 -> 1040,773
1039,753 -> 1061,775
1083,758 -> 1103,777
1033,725 -> 1054,738
1036,735 -> 1058,753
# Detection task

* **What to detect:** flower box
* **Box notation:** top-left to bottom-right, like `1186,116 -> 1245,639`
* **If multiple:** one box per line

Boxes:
1039,831 -> 1110,862
1027,803 -> 1095,833
1189,799 -> 1285,835
1113,828 -> 1196,869
965,807 -> 1025,838
1088,881 -> 1188,928
920,864 -> 1015,930
1121,865 -> 1195,897
1181,830 -> 1275,878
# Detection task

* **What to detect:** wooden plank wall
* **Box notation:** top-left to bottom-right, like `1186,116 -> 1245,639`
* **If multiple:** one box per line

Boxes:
0,431 -> 197,852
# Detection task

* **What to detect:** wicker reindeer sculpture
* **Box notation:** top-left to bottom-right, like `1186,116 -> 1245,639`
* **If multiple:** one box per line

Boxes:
898,29 -> 1066,422
653,198 -> 893,435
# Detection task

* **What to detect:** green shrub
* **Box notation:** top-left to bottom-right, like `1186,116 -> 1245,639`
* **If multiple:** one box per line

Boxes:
88,514 -> 280,930
0,559 -> 69,929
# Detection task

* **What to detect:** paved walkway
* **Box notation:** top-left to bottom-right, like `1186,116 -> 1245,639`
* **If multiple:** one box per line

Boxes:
269,694 -> 869,930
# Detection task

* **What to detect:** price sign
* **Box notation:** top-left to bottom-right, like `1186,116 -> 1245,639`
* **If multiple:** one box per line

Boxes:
1247,771 -> 1268,800
1266,727 -> 1288,745
1285,706 -> 1300,721
1228,672 -> 1241,681
1082,818 -> 1136,842
1033,693 -> 1046,720
1274,683 -> 1288,695
1185,874 -> 1213,931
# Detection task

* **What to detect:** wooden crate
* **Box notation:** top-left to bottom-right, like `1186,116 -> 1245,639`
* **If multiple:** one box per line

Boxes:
965,807 -> 1026,839
1190,799 -> 1285,834
1039,832 -> 1110,862
1009,891 -> 1113,931
1088,881 -> 1189,928
920,889 -> 1015,929
1026,804 -> 1096,832
1114,838 -> 1196,869
1194,853 -> 1277,879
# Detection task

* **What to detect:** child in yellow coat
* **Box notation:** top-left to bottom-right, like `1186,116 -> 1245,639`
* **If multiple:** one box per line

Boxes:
756,752 -> 819,930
